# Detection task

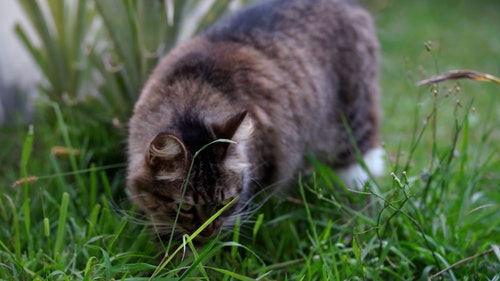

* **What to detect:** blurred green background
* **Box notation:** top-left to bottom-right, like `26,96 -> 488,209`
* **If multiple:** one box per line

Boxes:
0,0 -> 499,279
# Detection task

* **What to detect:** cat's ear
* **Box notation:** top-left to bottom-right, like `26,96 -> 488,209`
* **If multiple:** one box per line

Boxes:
212,111 -> 248,141
147,133 -> 188,179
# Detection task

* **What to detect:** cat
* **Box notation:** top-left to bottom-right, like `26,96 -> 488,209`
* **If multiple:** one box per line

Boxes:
127,0 -> 384,239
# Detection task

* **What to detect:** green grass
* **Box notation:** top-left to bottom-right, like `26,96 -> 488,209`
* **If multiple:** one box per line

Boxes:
1,0 -> 500,280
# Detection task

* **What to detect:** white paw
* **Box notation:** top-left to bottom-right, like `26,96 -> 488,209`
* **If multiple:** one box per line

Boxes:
335,147 -> 384,189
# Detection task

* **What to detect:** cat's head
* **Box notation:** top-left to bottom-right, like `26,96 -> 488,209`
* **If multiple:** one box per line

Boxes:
127,111 -> 253,239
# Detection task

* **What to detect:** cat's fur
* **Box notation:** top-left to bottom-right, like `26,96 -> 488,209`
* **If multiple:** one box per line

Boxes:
127,0 -> 383,239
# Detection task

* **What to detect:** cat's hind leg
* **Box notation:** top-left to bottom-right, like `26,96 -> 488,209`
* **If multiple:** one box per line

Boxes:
335,147 -> 384,189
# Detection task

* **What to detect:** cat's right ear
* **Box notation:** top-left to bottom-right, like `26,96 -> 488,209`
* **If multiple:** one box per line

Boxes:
146,133 -> 189,180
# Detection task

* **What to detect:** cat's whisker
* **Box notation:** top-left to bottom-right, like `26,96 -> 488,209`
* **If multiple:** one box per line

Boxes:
221,177 -> 301,232
116,210 -> 150,225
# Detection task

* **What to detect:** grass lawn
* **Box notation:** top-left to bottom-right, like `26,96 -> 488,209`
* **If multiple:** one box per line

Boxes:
1,0 -> 499,280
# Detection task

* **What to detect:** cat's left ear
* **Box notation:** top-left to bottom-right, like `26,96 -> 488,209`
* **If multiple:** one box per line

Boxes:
146,133 -> 189,179
212,111 -> 248,141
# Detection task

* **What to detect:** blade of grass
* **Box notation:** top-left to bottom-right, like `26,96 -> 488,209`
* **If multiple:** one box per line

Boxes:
94,0 -> 140,91
178,238 -> 219,280
86,204 -> 101,241
176,0 -> 216,44
101,249 -> 112,280
14,24 -> 48,77
69,0 -> 93,98
87,51 -> 129,112
179,0 -> 233,43
89,163 -> 97,208
298,174 -> 331,274
205,266 -> 255,281
3,195 -> 21,258
47,0 -> 69,80
49,102 -> 85,189
231,214 -> 241,258
163,0 -> 186,51
136,0 -> 167,79
43,217 -> 50,238
136,1 -> 167,53
252,213 -> 264,241
100,171 -> 113,199
107,216 -> 129,251
18,0 -> 69,94
187,241 -> 209,279
82,256 -> 98,281
54,192 -> 70,261
20,125 -> 34,258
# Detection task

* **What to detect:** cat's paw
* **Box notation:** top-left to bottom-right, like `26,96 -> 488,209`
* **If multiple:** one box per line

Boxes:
335,147 -> 384,189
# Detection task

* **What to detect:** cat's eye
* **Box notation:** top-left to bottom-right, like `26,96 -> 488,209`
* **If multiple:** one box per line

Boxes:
178,203 -> 193,212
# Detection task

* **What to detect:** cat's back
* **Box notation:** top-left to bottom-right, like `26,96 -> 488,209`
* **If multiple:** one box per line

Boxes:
205,0 -> 376,55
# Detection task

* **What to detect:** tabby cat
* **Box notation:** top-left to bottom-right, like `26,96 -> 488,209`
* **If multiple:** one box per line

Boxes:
127,0 -> 384,239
